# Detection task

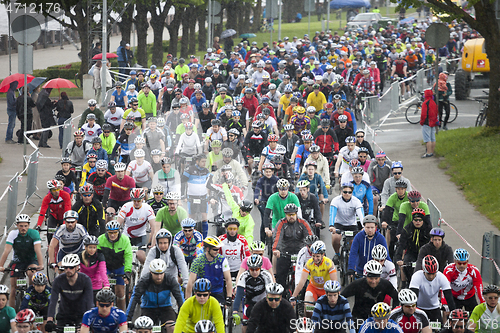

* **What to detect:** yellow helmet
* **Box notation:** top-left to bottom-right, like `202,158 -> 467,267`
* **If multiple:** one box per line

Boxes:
203,236 -> 222,248
294,106 -> 305,114
371,302 -> 391,319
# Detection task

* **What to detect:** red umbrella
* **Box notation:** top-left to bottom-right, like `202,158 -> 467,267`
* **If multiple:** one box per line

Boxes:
43,78 -> 78,89
0,73 -> 35,92
92,53 -> 119,60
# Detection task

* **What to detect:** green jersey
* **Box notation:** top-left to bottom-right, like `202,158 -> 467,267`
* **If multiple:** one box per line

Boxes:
399,201 -> 430,229
266,192 -> 301,229
97,233 -> 133,272
6,229 -> 41,263
0,306 -> 15,332
206,151 -> 223,171
222,183 -> 255,242
385,192 -> 408,222
470,302 -> 500,333
156,206 -> 188,235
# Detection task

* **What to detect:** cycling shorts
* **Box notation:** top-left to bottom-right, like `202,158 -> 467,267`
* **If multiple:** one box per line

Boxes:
136,179 -> 152,190
9,261 -> 38,278
188,196 -> 209,215
333,223 -> 359,232
130,235 -> 148,251
107,199 -> 129,212
306,283 -> 326,301
141,306 -> 177,323
107,266 -> 125,286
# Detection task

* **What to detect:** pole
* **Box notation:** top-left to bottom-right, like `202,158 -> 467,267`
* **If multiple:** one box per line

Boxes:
208,0 -> 212,49
386,0 -> 389,16
101,0 -> 108,107
278,0 -> 282,40
270,3 -> 273,48
60,21 -> 63,49
308,0 -> 311,37
434,56 -> 439,107
327,0 -> 330,31
8,10 -> 11,75
23,16 -> 28,170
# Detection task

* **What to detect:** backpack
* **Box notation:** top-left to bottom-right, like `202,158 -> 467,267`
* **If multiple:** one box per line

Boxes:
155,246 -> 178,268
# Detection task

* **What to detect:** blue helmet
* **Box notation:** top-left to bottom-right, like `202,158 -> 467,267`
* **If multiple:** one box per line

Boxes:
391,161 -> 403,169
181,218 -> 197,228
454,248 -> 470,262
194,278 -> 211,292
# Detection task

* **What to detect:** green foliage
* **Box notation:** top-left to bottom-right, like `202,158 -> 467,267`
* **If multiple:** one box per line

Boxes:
435,127 -> 500,229
391,0 -> 469,22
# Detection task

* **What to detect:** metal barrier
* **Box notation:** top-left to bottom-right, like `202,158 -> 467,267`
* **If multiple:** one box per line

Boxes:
390,81 -> 399,114
427,198 -> 442,228
416,69 -> 424,93
6,173 -> 19,230
24,149 -> 41,207
481,232 -> 500,285
61,118 -> 73,157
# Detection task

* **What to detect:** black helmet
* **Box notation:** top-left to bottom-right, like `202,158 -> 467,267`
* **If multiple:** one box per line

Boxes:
239,200 -> 253,213
283,203 -> 299,214
224,218 -> 240,228
211,119 -> 221,126
96,289 -> 115,303
129,97 -> 138,104
102,123 -> 113,131
304,234 -> 319,246
91,137 -> 102,144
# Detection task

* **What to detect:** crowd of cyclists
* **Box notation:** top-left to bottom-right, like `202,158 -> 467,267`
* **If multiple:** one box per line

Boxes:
0,14 -> 498,333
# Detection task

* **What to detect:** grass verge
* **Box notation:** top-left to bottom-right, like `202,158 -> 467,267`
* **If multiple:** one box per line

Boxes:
434,127 -> 500,229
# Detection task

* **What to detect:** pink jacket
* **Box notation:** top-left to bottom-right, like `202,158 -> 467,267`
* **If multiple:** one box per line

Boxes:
369,67 -> 381,83
79,252 -> 110,290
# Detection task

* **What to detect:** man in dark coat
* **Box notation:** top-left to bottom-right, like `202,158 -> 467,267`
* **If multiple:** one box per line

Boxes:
36,88 -> 56,148
16,88 -> 36,144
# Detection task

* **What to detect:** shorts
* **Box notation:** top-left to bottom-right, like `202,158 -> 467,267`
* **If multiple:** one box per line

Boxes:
107,199 -> 129,212
107,266 -> 126,286
129,235 -> 148,250
187,196 -> 209,215
141,306 -> 177,323
334,223 -> 358,232
306,283 -> 325,301
422,125 -> 436,142
33,307 -> 48,319
242,303 -> 254,321
9,261 -> 38,278
136,179 -> 152,189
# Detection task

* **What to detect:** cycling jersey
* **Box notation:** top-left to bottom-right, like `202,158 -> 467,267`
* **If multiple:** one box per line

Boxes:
219,234 -> 251,272
384,192 -> 408,223
338,146 -> 359,175
297,192 -> 322,224
469,302 -> 500,333
47,272 -> 94,319
0,306 -> 16,333
190,254 -> 230,294
37,191 -> 72,227
290,115 -> 311,135
397,201 -> 430,235
111,132 -> 136,162
6,229 -> 41,263
295,246 -> 313,288
181,164 -> 211,197
351,180 -> 374,215
80,162 -> 97,187
389,306 -> 430,333
357,77 -> 375,92
126,160 -> 153,184
73,197 -> 105,237
173,230 -> 204,263
265,192 -> 301,229
122,107 -> 146,128
156,206 -> 188,236
152,168 -> 181,194
405,55 -> 419,70
294,144 -> 312,173
329,195 -> 364,227
146,198 -> 168,215
54,224 -> 88,255
97,233 -> 133,272
82,307 -> 127,332
312,294 -> 355,333
20,285 -> 51,315
81,123 -> 102,142
359,318 -> 404,333
340,171 -> 371,185
443,263 -> 485,302
409,270 -> 452,310
393,60 -> 407,76
297,174 -> 329,201
261,145 -> 279,164
244,130 -> 268,158
87,171 -> 112,197
173,296 -> 224,333
236,270 -> 273,305
118,202 -> 155,238
104,174 -> 136,202
303,257 -> 336,289
363,260 -> 397,290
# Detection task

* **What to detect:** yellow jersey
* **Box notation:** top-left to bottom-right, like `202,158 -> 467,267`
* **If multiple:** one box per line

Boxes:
303,257 -> 336,289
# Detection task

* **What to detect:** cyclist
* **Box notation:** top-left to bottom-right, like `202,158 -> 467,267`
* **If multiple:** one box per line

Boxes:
334,136 -> 359,178
381,161 -> 411,208
36,179 -> 72,242
174,278 -> 224,333
87,136 -> 109,163
293,134 -> 314,176
296,180 -> 322,234
294,235 -> 319,288
441,309 -> 474,333
117,188 -> 159,264
258,133 -> 279,170
134,316 -> 155,333
156,192 -> 187,236
246,283 -> 295,333
359,302 -> 404,333
382,180 -> 409,259
219,218 -> 251,279
20,272 -> 51,327
351,166 -> 374,215
97,221 -> 133,311
186,236 -> 232,304
415,228 -> 454,273
0,214 -> 43,308
329,183 -> 364,260
103,162 -> 136,219
469,284 -> 500,333
271,153 -> 294,187
391,53 -> 408,100
78,235 -> 109,300
146,185 -> 168,215
290,106 -> 311,136
443,249 -> 485,313
341,261 -> 399,323
301,144 -> 331,189
151,157 -> 181,195
64,130 -> 92,168
369,245 -> 397,290
370,151 -> 391,200
356,69 -> 376,95
81,289 -> 128,333
49,210 -> 88,267
80,153 -> 98,187
390,289 -> 431,333
126,149 -> 155,190
348,215 -> 390,278
357,147 -> 372,173
397,191 -> 431,238
409,255 -> 456,324
73,184 -> 106,236
206,140 -> 223,171
142,229 -> 189,291
233,254 -> 274,333
127,259 -> 184,333
0,285 -> 15,332
291,241 -> 337,316
236,241 -> 275,283
263,179 -> 301,239
173,218 -> 204,266
273,203 -> 313,290
111,122 -> 136,164
56,157 -> 78,193
46,254 -> 94,331
244,120 -> 268,173
87,159 -> 112,202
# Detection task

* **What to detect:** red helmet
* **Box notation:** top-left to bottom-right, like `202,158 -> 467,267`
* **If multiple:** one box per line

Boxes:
407,190 -> 421,201
47,179 -> 59,190
422,255 -> 439,274
325,102 -> 334,109
87,153 -> 98,161
411,208 -> 426,217
130,188 -> 146,200
267,134 -> 279,142
449,309 -> 469,321
74,130 -> 84,137
15,309 -> 35,323
349,159 -> 360,167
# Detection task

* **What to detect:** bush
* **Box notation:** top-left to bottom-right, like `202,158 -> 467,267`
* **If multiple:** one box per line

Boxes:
33,62 -> 80,80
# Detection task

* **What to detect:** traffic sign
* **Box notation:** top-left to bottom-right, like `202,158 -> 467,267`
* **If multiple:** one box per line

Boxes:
425,23 -> 450,49
11,15 -> 41,44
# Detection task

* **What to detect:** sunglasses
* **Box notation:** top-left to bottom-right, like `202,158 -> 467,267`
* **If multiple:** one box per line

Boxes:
393,172 -> 402,175
413,218 -> 423,222
51,188 -> 61,192
456,261 -> 468,265
226,227 -> 238,231
286,213 -> 297,216
409,199 -> 420,203
131,103 -> 138,106
356,136 -> 364,138
183,228 -> 193,232
63,266 -> 76,270
267,297 -> 280,302
108,231 -> 119,235
154,192 -> 163,195
249,268 -> 261,272
99,303 -> 112,307
103,131 -> 111,134
82,194 -> 92,197
343,191 -> 353,194
196,293 -> 209,297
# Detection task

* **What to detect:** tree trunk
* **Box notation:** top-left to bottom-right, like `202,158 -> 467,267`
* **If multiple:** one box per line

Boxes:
188,7 -> 197,55
167,8 -> 183,57
180,9 -> 190,58
225,2 -> 237,30
252,0 -> 262,32
149,1 -> 171,67
198,6 -> 207,51
243,4 -> 251,32
135,3 -> 149,66
117,5 -> 134,43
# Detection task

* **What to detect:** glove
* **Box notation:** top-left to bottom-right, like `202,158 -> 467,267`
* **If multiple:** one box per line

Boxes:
289,296 -> 297,303
124,271 -> 132,283
35,226 -> 41,232
45,321 -> 55,332
347,269 -> 355,277
232,313 -> 241,325
226,296 -> 233,306
325,185 -> 330,190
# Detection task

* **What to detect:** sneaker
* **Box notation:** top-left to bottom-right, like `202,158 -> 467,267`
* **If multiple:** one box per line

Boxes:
443,126 -> 448,130
421,153 -> 434,158
5,140 -> 16,144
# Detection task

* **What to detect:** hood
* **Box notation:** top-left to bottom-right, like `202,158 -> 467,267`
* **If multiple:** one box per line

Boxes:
424,89 -> 433,99
155,228 -> 173,254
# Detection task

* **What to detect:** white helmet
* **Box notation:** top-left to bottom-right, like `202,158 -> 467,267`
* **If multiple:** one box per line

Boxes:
134,136 -> 146,144
61,254 -> 80,267
165,192 -> 181,200
194,320 -> 216,333
134,149 -> 146,158
134,316 -> 154,329
398,289 -> 418,305
0,285 -> 9,294
371,244 -> 388,261
114,162 -> 127,172
266,283 -> 284,295
364,260 -> 383,276
149,258 -> 167,274
16,214 -> 31,224
96,160 -> 108,170
296,317 -> 313,333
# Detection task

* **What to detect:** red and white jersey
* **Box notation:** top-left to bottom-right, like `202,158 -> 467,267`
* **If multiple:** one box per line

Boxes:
118,202 -> 155,238
219,234 -> 251,272
443,263 -> 485,302
126,160 -> 153,184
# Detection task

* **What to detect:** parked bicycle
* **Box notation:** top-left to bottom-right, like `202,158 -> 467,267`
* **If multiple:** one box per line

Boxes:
475,90 -> 489,127
405,93 -> 458,124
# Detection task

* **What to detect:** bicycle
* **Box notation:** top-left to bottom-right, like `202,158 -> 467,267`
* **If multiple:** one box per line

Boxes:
397,261 -> 416,290
334,229 -> 358,286
282,252 -> 298,299
474,91 -> 489,127
405,94 -> 458,124
354,91 -> 371,121
3,267 -> 39,311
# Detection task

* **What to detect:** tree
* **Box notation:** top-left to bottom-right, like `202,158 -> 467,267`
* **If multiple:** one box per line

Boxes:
135,1 -> 150,66
147,0 -> 172,67
395,0 -> 500,127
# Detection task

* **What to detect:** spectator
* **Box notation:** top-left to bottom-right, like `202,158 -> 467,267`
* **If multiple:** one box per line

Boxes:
55,92 -> 74,149
420,89 -> 438,158
5,81 -> 18,144
15,88 -> 36,144
36,88 -> 56,148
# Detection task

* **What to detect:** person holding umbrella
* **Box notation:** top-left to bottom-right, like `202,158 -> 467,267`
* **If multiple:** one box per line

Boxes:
5,81 -> 18,144
36,88 -> 56,148
55,92 -> 75,149
15,87 -> 36,144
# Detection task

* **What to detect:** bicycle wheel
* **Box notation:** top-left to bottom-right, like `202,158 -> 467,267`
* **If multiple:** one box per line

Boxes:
405,103 -> 422,124
341,249 -> 349,286
475,111 -> 486,127
15,290 -> 23,312
227,306 -> 234,333
45,252 -> 56,286
447,103 -> 458,123
74,73 -> 81,88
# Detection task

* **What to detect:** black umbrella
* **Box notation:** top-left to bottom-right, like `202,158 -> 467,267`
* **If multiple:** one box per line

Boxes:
27,77 -> 47,94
